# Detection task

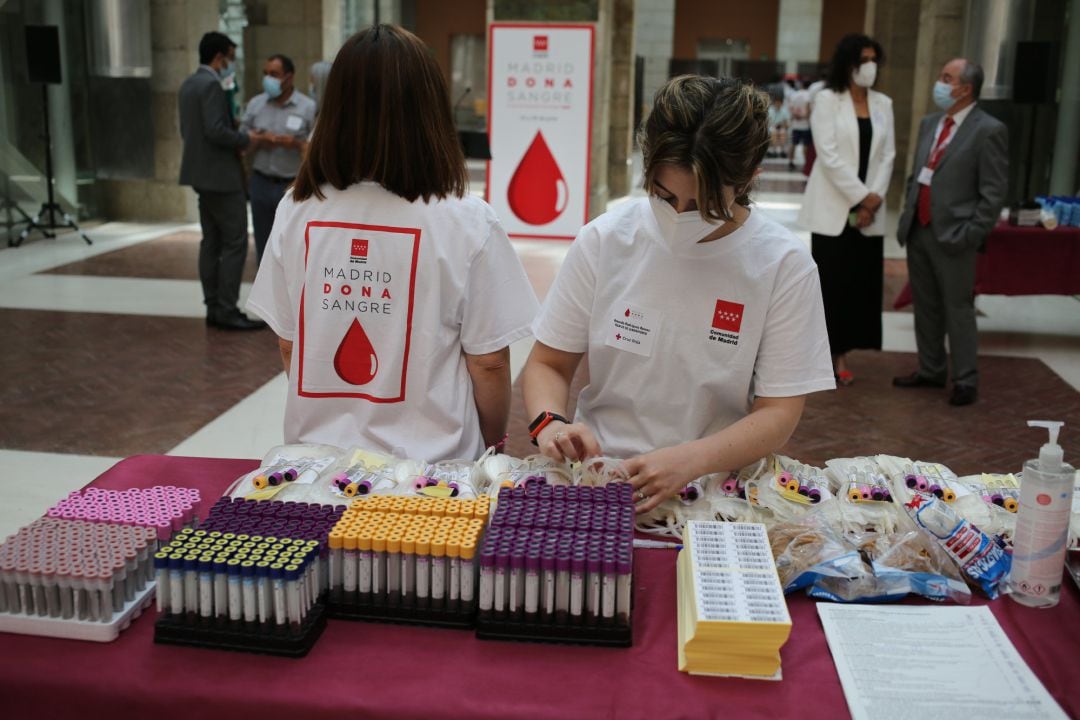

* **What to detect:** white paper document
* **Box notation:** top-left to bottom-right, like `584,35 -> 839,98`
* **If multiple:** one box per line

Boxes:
818,604 -> 1066,720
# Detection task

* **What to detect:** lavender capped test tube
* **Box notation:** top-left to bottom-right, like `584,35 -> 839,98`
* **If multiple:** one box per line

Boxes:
493,545 -> 509,619
541,549 -> 556,622
570,552 -> 585,625
478,545 -> 496,621
616,551 -> 632,626
555,551 -> 571,624
524,550 -> 541,621
601,554 -> 616,625
586,553 -> 601,626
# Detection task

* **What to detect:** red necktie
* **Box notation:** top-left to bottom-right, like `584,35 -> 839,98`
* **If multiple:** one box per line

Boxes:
917,116 -> 955,226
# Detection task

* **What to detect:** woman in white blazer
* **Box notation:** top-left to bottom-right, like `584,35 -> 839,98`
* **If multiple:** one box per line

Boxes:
797,34 -> 895,386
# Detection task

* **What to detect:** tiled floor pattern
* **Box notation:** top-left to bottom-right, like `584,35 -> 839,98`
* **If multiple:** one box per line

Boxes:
2,160 -> 1079,539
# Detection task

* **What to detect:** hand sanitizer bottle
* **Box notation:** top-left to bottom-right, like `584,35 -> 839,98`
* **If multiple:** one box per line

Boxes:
1010,421 -> 1076,607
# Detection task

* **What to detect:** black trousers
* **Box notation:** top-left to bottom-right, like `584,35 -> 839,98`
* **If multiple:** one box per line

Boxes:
196,189 -> 248,319
811,225 -> 883,356
250,171 -> 292,266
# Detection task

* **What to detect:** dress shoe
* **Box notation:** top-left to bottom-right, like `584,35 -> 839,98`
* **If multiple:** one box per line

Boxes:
892,372 -> 946,389
949,385 -> 978,406
210,312 -> 267,331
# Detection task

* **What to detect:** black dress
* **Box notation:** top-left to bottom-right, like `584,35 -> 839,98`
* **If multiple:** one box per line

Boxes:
810,116 -> 882,356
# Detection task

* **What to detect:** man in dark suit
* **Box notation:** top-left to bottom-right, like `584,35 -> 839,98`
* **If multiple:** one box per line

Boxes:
893,59 -> 1008,406
179,32 -> 265,330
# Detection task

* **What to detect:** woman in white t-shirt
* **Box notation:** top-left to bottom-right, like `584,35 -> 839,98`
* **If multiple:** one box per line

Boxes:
247,25 -> 539,461
521,76 -> 835,513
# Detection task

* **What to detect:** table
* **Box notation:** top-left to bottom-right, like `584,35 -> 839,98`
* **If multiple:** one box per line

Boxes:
1,455 -> 1077,719
893,221 -> 1080,309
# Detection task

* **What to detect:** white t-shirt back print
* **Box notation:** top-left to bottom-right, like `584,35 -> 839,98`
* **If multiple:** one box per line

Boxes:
248,182 -> 539,461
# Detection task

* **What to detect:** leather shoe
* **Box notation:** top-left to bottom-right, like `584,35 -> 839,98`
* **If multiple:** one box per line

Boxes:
892,372 -> 946,389
949,385 -> 978,406
209,312 -> 267,331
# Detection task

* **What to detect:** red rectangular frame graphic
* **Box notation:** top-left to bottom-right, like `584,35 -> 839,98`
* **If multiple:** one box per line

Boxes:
298,220 -> 421,402
486,23 -> 595,242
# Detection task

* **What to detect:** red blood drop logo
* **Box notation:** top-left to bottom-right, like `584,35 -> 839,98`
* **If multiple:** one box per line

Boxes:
507,131 -> 567,225
334,318 -> 378,385
624,308 -> 630,317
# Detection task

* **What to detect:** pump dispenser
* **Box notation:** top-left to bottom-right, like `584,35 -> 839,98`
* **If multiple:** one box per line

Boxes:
1010,421 -> 1075,607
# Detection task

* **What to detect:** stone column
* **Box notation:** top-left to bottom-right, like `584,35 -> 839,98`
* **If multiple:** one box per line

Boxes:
633,0 -> 675,116
102,0 -> 218,221
243,0 -> 325,101
1049,0 -> 1080,194
867,0 -> 963,209
606,0 -> 635,199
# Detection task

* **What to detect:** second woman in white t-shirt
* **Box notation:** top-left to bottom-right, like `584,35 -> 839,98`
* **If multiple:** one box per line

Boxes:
247,25 -> 538,461
521,76 -> 835,513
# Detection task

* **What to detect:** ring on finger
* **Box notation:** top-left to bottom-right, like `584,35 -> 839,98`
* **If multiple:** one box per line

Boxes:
635,490 -> 646,501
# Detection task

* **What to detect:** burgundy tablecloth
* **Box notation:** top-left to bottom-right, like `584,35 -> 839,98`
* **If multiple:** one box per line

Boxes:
893,221 -> 1080,309
1,455 -> 1077,719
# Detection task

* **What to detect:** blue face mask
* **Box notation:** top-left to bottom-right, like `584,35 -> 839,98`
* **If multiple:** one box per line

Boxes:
933,80 -> 956,111
263,75 -> 283,99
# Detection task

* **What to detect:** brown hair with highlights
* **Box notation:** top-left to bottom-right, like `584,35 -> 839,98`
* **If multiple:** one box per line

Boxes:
638,75 -> 770,221
293,24 -> 466,203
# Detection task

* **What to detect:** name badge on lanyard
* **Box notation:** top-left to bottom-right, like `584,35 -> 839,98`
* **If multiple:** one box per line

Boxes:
286,114 -> 303,132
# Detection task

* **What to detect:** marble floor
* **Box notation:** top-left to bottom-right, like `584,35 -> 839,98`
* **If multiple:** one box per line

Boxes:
2,159 -> 1078,538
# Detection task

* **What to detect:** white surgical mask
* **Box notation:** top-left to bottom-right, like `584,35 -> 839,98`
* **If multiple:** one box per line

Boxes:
649,195 -> 725,250
852,61 -> 877,88
932,80 -> 957,110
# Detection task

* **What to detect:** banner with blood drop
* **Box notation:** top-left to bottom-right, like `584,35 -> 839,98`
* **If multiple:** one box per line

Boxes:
486,24 -> 594,240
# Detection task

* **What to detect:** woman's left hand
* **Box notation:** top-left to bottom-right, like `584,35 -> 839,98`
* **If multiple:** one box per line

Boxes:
623,445 -> 703,515
854,206 -> 875,228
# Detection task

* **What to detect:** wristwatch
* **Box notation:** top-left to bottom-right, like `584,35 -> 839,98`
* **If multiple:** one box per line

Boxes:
528,411 -> 569,445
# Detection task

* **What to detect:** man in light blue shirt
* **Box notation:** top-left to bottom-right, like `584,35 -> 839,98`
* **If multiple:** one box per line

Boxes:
241,54 -> 316,265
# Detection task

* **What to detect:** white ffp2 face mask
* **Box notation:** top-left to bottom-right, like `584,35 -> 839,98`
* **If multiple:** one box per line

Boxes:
852,61 -> 877,88
649,195 -> 725,250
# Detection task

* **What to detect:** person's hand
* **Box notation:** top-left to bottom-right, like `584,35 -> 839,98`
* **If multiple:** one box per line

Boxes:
536,421 -> 601,463
854,206 -> 875,228
623,445 -> 704,514
861,192 -> 883,212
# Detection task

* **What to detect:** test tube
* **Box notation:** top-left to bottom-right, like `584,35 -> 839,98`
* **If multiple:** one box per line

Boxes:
386,536 -> 401,605
601,555 -> 616,625
493,546 -> 509,619
447,539 -> 461,611
570,552 -> 585,625
226,559 -> 242,624
153,552 -> 170,613
524,551 -> 540,621
416,538 -> 431,609
183,556 -> 199,621
240,561 -> 257,627
541,551 -> 555,622
358,534 -> 373,600
285,564 -> 301,633
400,537 -> 416,607
343,534 -> 358,601
460,540 -> 476,607
509,551 -> 525,620
198,557 -> 215,622
255,561 -> 271,628
271,563 -> 286,632
555,552 -> 570,624
586,554 -> 601,626
371,535 -> 386,604
616,553 -> 632,626
431,539 -> 447,610
478,546 -> 496,621
328,532 -> 343,602
212,558 -> 228,624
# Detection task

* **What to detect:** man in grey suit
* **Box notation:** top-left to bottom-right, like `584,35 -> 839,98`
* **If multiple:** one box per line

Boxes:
893,58 -> 1008,406
179,32 -> 265,330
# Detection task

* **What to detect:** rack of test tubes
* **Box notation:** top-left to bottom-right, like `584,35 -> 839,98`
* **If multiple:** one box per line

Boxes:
152,497 -> 345,657
326,496 -> 488,627
0,517 -> 161,641
0,485 -> 198,642
47,485 -> 203,541
475,483 -> 636,647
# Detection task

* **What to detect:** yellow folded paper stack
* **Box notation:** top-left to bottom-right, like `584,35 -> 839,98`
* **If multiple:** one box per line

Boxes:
676,521 -> 792,679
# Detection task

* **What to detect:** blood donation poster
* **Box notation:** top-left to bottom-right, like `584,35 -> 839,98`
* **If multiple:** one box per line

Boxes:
486,24 -> 594,240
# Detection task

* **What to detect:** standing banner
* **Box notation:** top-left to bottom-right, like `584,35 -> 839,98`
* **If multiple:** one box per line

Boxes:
487,23 -> 594,240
